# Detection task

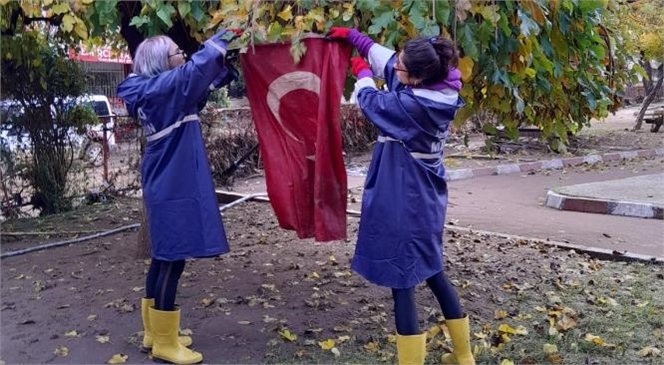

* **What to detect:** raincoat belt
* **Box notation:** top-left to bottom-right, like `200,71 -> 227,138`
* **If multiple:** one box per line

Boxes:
146,114 -> 199,142
376,135 -> 441,160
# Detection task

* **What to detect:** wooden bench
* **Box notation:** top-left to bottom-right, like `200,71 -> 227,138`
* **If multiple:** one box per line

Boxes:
637,106 -> 664,132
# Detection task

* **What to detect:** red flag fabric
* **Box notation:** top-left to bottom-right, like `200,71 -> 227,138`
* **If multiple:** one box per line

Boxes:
240,38 -> 351,241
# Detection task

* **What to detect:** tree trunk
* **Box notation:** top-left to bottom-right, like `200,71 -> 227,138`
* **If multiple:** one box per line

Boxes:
639,53 -> 654,95
633,64 -> 664,131
135,200 -> 151,259
117,0 -> 200,57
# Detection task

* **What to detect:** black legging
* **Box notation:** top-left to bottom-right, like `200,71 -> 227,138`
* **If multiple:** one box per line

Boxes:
146,258 -> 185,311
392,270 -> 463,335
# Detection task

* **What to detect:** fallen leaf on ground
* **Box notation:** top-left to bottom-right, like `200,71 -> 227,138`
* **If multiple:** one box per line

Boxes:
543,343 -> 558,354
318,339 -> 335,350
96,335 -> 110,344
107,353 -> 128,364
637,346 -> 661,357
331,348 -> 341,357
336,335 -> 351,343
364,341 -> 379,352
87,314 -> 97,321
495,309 -> 508,319
548,353 -> 563,363
64,330 -> 80,338
180,328 -> 193,336
500,359 -> 514,365
279,328 -> 297,342
238,321 -> 251,325
54,346 -> 68,357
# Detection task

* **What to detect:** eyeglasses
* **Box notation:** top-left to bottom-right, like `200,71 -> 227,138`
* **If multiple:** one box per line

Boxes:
394,51 -> 408,73
168,49 -> 186,58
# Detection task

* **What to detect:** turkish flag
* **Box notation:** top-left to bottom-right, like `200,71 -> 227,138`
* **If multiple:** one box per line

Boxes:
240,37 -> 351,241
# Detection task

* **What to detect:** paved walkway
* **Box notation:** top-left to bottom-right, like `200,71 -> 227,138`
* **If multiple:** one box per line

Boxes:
218,148 -> 664,261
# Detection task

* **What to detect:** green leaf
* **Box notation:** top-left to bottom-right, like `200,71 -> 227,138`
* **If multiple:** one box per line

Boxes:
129,16 -> 150,28
189,1 -> 206,22
356,0 -> 379,12
433,0 -> 451,24
156,3 -> 176,27
459,23 -> 479,60
408,4 -> 427,30
177,1 -> 191,19
368,9 -> 394,35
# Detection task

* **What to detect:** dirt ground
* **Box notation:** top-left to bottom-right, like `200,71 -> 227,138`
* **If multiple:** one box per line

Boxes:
1,106 -> 663,365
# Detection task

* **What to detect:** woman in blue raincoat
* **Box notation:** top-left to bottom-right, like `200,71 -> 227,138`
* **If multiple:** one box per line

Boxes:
327,28 -> 475,365
117,29 -> 239,364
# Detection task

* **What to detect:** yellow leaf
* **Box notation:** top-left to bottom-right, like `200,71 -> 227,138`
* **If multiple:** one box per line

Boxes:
74,20 -> 88,40
458,57 -> 474,82
501,359 -> 514,365
107,353 -> 128,364
54,346 -> 69,357
364,341 -> 380,352
637,346 -> 661,357
96,335 -> 110,344
524,67 -> 537,78
64,330 -> 80,338
495,309 -> 508,319
311,271 -> 319,279
498,324 -> 517,334
51,2 -> 70,14
318,339 -> 335,350
427,325 -> 441,338
62,14 -> 75,32
543,343 -> 558,354
279,328 -> 297,342
277,5 -> 293,21
584,333 -> 604,346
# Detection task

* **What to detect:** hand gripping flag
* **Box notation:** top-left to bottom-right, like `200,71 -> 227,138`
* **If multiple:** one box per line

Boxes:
241,37 -> 351,241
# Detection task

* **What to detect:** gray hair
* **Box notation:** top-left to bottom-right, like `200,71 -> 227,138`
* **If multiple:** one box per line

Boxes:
132,35 -> 172,77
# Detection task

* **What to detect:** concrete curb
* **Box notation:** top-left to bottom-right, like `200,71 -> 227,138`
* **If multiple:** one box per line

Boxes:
445,148 -> 664,181
544,190 -> 664,220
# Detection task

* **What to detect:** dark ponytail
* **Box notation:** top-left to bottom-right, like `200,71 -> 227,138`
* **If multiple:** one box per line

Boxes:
402,36 -> 459,85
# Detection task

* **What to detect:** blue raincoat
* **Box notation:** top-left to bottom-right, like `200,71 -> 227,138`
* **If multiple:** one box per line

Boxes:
351,44 -> 464,289
117,37 -> 235,261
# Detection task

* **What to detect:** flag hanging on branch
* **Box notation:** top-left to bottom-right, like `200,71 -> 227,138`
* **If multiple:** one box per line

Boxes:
240,37 -> 351,241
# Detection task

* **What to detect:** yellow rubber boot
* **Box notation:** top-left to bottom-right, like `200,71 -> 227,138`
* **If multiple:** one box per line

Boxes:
141,298 -> 192,352
396,333 -> 427,365
441,315 -> 475,365
149,307 -> 203,364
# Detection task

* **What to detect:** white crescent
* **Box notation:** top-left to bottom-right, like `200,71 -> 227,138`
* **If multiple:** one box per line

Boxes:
266,71 -> 321,143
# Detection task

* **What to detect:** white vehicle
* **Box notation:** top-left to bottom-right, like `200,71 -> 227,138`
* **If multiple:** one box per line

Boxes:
0,95 -> 116,162
79,94 -> 116,147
